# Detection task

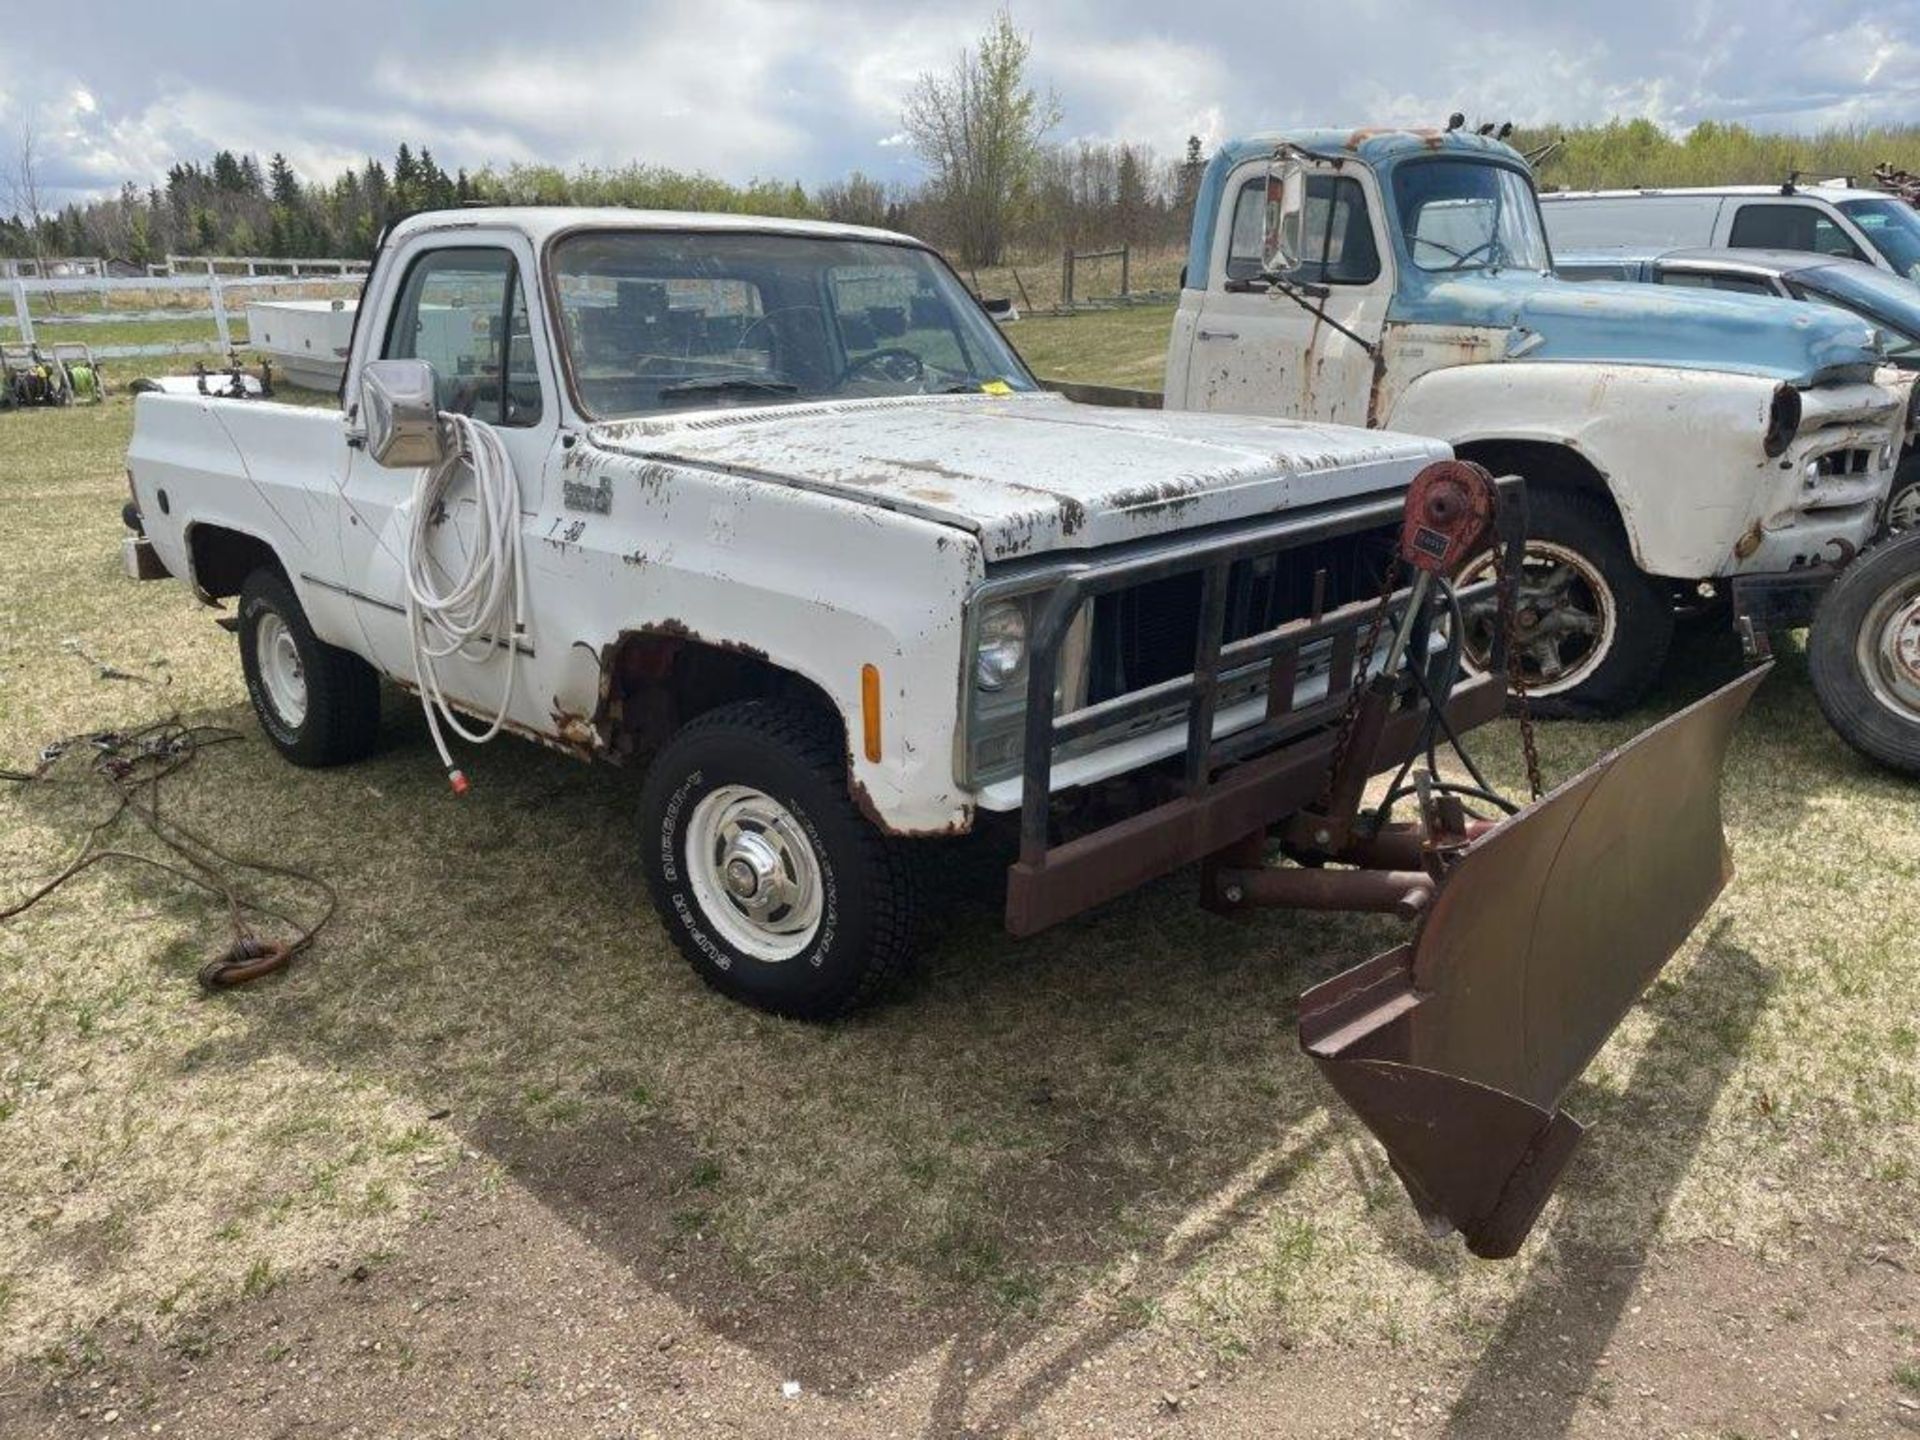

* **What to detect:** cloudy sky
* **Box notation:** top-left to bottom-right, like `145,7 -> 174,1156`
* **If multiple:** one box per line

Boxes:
3,0 -> 1918,210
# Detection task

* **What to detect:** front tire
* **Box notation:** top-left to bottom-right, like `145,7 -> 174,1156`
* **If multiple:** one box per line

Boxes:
1809,530 -> 1920,777
238,567 -> 382,767
639,700 -> 919,1018
1459,488 -> 1673,718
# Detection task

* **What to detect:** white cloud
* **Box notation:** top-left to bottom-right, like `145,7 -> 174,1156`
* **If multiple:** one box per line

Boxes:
3,0 -> 1920,213
371,13 -> 804,175
1052,35 -> 1230,157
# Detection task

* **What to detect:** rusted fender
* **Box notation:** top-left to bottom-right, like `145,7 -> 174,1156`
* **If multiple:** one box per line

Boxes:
1299,664 -> 1769,1258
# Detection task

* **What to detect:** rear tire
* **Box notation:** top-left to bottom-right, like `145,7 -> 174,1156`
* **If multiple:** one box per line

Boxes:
1809,530 -> 1920,776
238,567 -> 382,767
1460,488 -> 1673,718
639,699 -> 918,1019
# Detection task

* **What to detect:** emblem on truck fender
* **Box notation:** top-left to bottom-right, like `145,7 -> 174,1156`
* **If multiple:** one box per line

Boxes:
563,473 -> 613,515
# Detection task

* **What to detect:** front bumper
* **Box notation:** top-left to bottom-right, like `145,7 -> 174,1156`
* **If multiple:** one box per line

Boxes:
1731,566 -> 1840,653
999,480 -> 1522,937
1007,674 -> 1503,935
1732,382 -> 1904,577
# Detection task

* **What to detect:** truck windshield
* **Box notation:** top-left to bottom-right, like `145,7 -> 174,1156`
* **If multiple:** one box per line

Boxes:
550,230 -> 1037,419
1794,261 -> 1920,362
1836,197 -> 1920,281
1393,159 -> 1551,274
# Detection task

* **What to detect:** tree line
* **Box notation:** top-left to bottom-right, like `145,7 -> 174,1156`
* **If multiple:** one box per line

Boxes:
9,1 -> 1920,272
0,142 -> 478,265
1515,117 -> 1920,192
0,139 -> 1203,268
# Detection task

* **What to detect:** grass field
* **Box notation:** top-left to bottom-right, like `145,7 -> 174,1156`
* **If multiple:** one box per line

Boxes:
1007,303 -> 1176,389
1,339 -> 1918,1421
965,247 -> 1186,313
2,280 -> 359,360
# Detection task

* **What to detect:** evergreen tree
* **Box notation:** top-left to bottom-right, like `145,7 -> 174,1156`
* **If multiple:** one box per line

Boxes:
211,150 -> 248,193
269,153 -> 301,208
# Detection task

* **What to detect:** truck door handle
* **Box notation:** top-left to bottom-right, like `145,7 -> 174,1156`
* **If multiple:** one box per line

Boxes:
1197,329 -> 1240,341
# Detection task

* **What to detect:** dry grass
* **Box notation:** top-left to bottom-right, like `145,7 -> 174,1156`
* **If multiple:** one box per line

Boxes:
1,348 -> 1916,1381
2,280 -> 360,356
1006,304 -> 1176,390
966,247 -> 1185,312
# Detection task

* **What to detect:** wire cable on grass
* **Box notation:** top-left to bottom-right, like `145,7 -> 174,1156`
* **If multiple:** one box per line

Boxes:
0,718 -> 336,988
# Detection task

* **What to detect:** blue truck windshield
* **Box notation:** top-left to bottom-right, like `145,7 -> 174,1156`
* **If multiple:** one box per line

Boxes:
1393,159 -> 1552,274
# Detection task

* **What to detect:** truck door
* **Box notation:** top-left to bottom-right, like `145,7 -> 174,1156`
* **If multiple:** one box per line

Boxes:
1187,164 -> 1391,427
336,236 -> 559,724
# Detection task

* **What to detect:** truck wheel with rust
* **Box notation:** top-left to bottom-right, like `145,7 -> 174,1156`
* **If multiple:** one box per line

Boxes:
1459,489 -> 1673,718
1809,530 -> 1920,776
238,567 -> 382,767
1887,456 -> 1920,534
639,699 -> 919,1019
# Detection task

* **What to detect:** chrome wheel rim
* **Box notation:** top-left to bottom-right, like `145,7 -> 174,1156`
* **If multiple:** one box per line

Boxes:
254,611 -> 308,728
1857,573 -> 1920,724
1888,482 -> 1920,534
1458,540 -> 1618,697
684,785 -> 823,963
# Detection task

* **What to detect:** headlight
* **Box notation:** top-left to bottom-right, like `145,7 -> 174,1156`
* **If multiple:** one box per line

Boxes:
1764,383 -> 1802,459
975,600 -> 1028,691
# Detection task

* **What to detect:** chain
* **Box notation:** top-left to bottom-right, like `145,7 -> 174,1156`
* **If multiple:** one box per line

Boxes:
1317,553 -> 1403,809
1492,537 -> 1544,801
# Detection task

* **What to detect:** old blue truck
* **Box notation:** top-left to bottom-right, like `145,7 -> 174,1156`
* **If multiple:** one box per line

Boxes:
1165,127 -> 1915,717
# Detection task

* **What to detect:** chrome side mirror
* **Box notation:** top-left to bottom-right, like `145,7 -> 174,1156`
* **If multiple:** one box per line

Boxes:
1262,153 -> 1310,277
359,359 -> 445,468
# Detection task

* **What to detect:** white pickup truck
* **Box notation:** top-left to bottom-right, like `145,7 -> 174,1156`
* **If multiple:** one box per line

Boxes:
123,207 -> 1764,1256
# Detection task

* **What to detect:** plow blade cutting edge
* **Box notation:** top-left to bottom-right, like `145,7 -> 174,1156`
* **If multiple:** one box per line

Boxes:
1298,665 -> 1769,1258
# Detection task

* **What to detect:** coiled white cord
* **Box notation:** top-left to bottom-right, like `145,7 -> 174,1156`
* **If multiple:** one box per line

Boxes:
403,412 -> 526,792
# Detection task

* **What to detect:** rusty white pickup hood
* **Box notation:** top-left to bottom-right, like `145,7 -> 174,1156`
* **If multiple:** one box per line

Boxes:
586,392 -> 1448,560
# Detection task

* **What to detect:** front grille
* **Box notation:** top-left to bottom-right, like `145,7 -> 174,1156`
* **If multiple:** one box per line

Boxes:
1812,448 -> 1875,478
1086,523 -> 1398,704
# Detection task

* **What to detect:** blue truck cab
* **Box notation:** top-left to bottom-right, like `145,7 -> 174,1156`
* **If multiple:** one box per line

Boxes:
1165,128 -> 1914,713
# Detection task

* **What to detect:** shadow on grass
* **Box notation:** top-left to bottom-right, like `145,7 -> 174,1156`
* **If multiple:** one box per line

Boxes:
0,634 -> 1810,1404
1,691 -> 1363,1387
1441,929 -> 1775,1439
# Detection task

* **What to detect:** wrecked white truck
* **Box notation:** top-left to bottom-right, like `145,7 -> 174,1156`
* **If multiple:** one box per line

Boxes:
123,207 -> 1764,1256
1166,127 -> 1914,718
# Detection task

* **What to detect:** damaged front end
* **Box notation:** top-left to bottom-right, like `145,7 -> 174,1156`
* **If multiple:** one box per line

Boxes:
1004,460 -> 1766,1256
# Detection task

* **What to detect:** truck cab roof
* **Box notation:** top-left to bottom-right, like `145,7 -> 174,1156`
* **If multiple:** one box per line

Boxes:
1187,129 -> 1533,291
1541,182 -> 1878,201
383,206 -> 923,251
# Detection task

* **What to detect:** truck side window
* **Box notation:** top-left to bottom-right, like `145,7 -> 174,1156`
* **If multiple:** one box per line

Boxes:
383,247 -> 544,428
1225,176 -> 1379,286
1727,204 -> 1865,261
1657,270 -> 1776,295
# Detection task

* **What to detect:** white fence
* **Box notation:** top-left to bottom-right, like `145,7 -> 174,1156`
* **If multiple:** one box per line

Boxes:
4,272 -> 363,362
0,256 -> 109,280
155,254 -> 370,279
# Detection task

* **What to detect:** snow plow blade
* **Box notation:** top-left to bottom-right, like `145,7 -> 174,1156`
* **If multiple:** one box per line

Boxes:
1298,666 -> 1768,1258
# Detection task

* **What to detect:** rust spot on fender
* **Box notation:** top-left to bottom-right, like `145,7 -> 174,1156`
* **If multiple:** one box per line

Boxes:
847,767 -> 973,839
641,617 -> 771,664
550,702 -> 603,753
